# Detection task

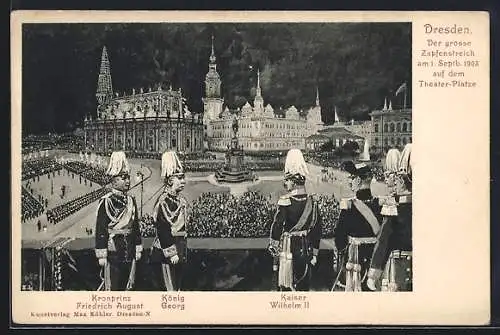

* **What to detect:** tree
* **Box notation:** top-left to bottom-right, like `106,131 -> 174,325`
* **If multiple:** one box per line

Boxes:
342,140 -> 359,157
320,140 -> 334,152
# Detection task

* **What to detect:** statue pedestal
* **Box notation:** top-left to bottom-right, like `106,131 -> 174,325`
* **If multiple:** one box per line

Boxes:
215,139 -> 253,183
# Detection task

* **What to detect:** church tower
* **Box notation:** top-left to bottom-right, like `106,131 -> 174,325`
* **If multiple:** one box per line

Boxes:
253,68 -> 264,113
96,46 -> 114,108
307,87 -> 324,134
202,35 -> 224,124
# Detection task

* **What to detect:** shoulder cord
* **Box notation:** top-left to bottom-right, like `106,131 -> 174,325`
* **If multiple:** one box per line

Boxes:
104,197 -> 127,223
160,199 -> 184,226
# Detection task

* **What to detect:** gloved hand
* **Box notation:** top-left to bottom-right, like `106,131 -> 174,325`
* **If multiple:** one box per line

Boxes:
170,254 -> 180,264
268,245 -> 280,257
310,256 -> 317,266
98,258 -> 107,267
135,252 -> 142,261
367,278 -> 377,291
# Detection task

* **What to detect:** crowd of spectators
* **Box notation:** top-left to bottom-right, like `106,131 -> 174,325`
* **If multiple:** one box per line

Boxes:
23,133 -> 84,154
181,160 -> 284,173
186,191 -> 274,238
46,188 -> 108,224
313,194 -> 341,238
181,152 -> 217,160
22,158 -> 62,181
138,191 -> 341,239
21,188 -> 45,222
371,166 -> 385,182
139,214 -> 156,238
183,160 -> 225,172
246,161 -> 284,171
304,153 -> 344,169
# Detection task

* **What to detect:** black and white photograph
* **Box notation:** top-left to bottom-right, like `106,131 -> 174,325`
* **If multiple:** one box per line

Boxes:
19,21 -> 413,293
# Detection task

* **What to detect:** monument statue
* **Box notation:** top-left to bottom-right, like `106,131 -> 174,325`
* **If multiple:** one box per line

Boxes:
215,117 -> 253,183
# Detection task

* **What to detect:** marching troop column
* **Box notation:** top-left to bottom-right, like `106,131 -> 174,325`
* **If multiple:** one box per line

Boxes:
268,148 -> 322,292
150,150 -> 188,291
94,151 -> 143,291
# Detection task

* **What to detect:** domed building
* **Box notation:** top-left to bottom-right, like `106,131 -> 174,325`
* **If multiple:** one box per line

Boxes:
84,46 -> 204,154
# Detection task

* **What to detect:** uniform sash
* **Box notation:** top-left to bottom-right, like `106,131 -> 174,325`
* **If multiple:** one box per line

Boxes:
152,194 -> 187,251
342,199 -> 380,292
352,199 -> 380,235
104,195 -> 135,230
278,196 -> 316,290
104,195 -> 135,251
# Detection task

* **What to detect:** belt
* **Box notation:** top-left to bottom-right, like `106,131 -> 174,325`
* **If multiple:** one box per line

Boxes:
283,230 -> 308,237
390,250 -> 412,258
108,228 -> 131,235
348,236 -> 378,245
173,231 -> 186,237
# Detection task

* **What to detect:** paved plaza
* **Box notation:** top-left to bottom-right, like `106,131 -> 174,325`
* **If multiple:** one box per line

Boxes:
21,153 -> 389,246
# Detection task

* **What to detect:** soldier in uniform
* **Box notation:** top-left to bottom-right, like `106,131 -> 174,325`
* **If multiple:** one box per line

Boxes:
333,161 -> 383,291
367,143 -> 412,291
95,151 -> 143,291
268,149 -> 322,292
150,151 -> 188,291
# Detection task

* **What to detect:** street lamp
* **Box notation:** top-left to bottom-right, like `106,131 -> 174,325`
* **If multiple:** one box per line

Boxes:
136,164 -> 144,218
51,164 -> 54,195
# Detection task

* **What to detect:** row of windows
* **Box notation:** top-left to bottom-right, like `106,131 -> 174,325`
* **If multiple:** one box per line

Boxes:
373,136 -> 411,146
91,128 -> 203,139
374,121 -> 412,133
212,122 -> 307,131
88,137 -> 197,150
213,141 -> 302,149
212,132 -> 307,138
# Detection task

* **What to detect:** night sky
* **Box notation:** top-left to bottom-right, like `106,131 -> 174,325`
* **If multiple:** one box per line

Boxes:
21,23 -> 411,135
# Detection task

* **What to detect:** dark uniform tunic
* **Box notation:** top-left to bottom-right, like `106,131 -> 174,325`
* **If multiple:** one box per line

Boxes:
95,189 -> 142,291
270,192 -> 322,291
150,191 -> 188,291
370,194 -> 412,291
334,188 -> 383,291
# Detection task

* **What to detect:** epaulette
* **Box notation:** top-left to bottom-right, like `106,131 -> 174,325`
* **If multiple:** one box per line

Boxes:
340,197 -> 355,210
101,192 -> 112,200
277,194 -> 291,206
397,194 -> 412,204
378,195 -> 397,207
380,196 -> 398,216
178,194 -> 188,206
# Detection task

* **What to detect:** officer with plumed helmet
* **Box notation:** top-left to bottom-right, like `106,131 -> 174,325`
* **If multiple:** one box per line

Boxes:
333,161 -> 383,291
150,150 -> 188,291
367,143 -> 412,291
268,148 -> 322,291
95,151 -> 143,291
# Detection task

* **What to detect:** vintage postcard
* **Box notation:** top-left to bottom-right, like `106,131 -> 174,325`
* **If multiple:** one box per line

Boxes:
11,11 -> 490,325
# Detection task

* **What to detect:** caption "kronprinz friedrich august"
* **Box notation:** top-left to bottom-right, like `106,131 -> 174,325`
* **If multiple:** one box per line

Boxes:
74,295 -> 150,317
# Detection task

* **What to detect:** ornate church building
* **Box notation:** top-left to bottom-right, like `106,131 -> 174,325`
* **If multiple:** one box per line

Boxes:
84,46 -> 204,154
203,37 -> 325,152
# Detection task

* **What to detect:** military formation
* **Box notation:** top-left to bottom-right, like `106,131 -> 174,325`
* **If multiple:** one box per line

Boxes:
94,143 -> 412,292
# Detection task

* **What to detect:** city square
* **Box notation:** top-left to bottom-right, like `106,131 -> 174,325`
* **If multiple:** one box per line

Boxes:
20,22 -> 411,292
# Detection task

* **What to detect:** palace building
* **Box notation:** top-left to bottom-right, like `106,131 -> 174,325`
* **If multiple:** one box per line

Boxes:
343,120 -> 373,140
203,37 -> 324,152
370,100 -> 412,153
84,46 -> 204,154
